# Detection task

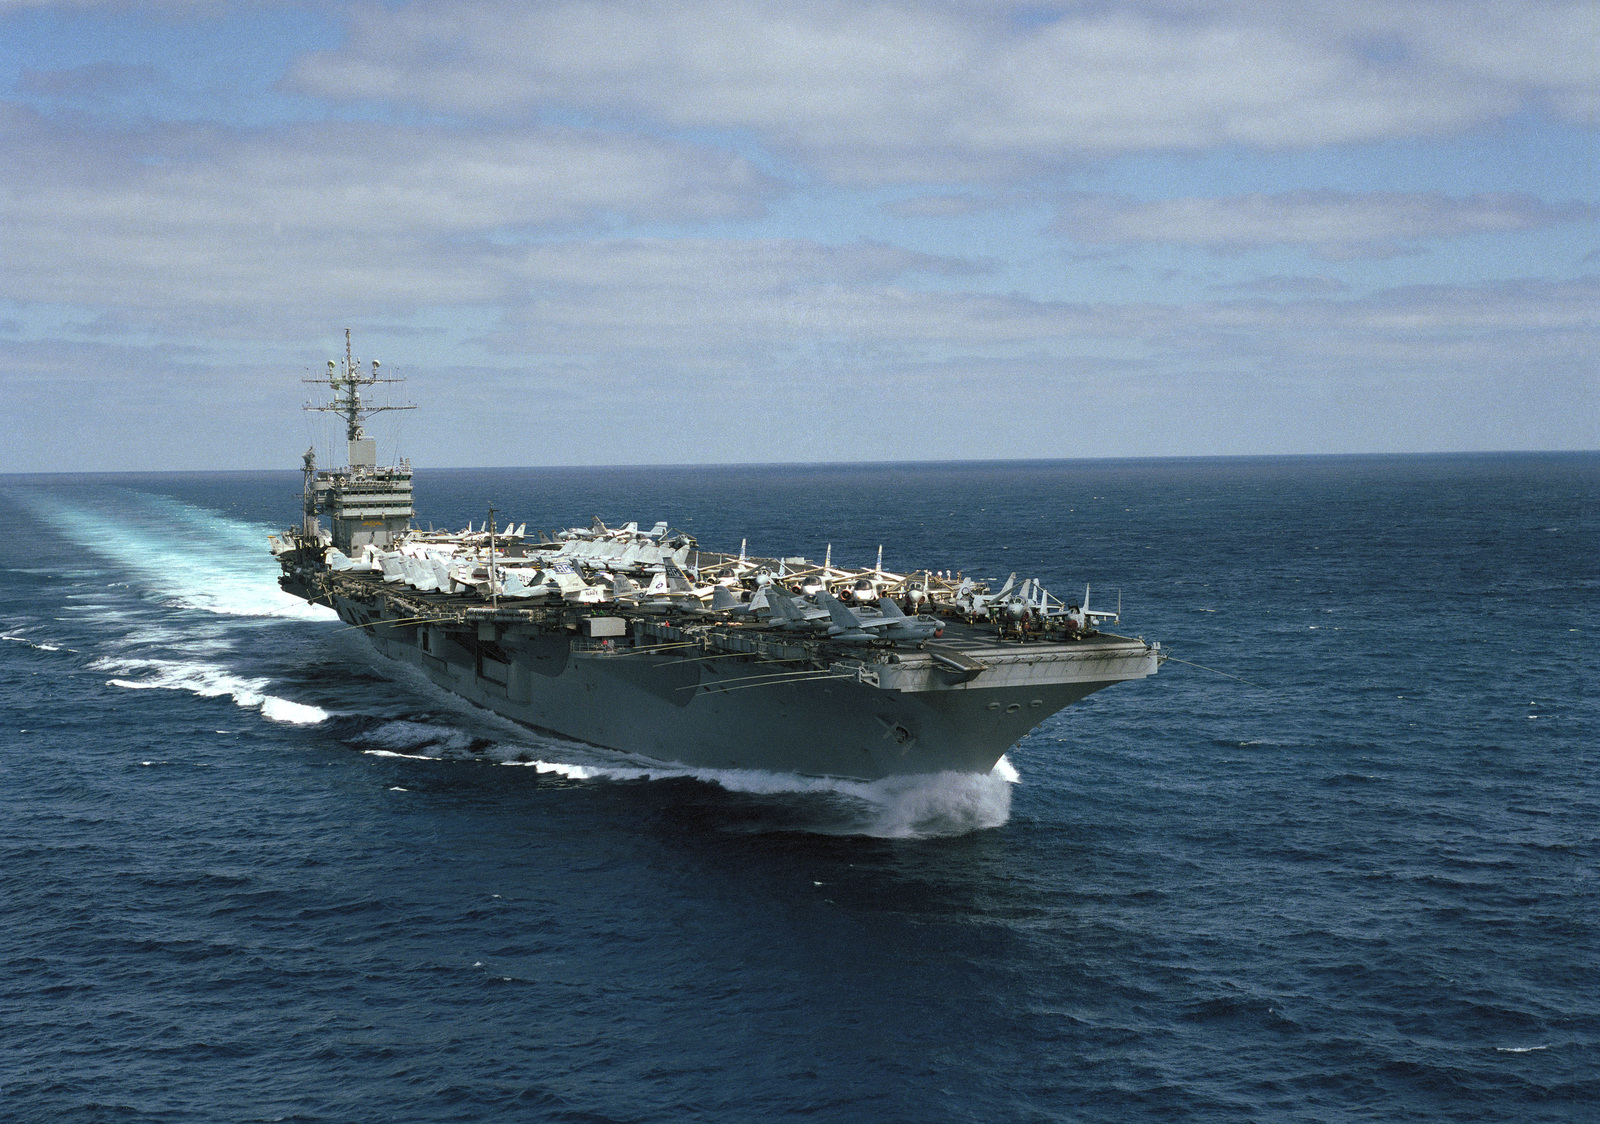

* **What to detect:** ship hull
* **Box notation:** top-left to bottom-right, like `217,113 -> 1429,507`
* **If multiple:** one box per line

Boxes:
327,591 -> 1151,780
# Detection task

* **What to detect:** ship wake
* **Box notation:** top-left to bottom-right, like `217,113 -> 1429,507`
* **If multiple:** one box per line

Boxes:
91,655 -> 330,725
15,488 -> 335,620
511,754 -> 1018,838
350,713 -> 1016,838
17,487 -> 1015,836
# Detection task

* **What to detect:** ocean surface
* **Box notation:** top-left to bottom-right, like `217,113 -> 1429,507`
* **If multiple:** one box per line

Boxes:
1,453 -> 1594,1123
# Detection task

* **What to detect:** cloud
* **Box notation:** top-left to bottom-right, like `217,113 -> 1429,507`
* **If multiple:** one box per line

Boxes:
15,62 -> 163,97
286,0 -> 1599,183
1053,190 -> 1596,259
1,0 -> 1592,468
0,104 -> 778,329
2,84 -> 1588,382
1212,276 -> 1350,295
879,194 -> 1007,219
5,274 -> 1592,470
476,243 -> 1600,390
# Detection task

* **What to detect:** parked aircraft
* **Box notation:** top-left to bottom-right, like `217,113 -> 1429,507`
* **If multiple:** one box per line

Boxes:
817,591 -> 943,645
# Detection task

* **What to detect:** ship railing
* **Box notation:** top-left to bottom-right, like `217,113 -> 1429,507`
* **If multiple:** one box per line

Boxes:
571,637 -> 627,655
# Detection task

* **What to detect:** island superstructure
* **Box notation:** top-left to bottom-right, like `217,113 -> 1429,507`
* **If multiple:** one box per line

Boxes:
272,336 -> 1161,780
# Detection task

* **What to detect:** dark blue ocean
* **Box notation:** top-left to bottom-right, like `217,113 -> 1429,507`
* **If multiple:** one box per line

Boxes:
1,453 -> 1594,1123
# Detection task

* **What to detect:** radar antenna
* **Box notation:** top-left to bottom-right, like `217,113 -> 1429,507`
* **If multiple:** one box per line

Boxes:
305,327 -> 415,444
296,328 -> 417,554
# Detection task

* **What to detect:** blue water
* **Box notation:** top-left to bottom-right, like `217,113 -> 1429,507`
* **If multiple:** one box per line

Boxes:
1,454 -> 1594,1122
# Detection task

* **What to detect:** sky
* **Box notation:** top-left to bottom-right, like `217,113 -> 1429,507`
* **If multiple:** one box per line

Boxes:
0,0 -> 1595,472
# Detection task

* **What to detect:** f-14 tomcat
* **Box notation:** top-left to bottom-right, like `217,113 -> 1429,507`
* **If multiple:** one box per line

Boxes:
271,334 -> 1162,780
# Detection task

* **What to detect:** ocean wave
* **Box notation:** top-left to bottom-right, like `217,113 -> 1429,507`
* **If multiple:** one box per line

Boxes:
512,752 -> 1016,838
351,709 -> 1016,837
1,631 -> 72,653
94,655 -> 329,725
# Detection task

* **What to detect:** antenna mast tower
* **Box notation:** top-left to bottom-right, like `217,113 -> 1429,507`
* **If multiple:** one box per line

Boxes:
299,329 -> 417,554
306,327 -> 415,465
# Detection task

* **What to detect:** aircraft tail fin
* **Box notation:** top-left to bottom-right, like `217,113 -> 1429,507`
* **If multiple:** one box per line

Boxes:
711,585 -> 740,611
430,559 -> 454,592
817,591 -> 862,630
664,560 -> 694,594
765,588 -> 801,620
877,594 -> 907,620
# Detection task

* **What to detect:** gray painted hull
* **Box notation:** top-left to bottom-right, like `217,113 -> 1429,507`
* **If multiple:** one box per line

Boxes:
330,591 -> 1158,780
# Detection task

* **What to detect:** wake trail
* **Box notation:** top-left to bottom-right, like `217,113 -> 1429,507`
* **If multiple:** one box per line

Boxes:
11,486 -> 336,725
14,488 -> 334,621
18,486 -> 1014,834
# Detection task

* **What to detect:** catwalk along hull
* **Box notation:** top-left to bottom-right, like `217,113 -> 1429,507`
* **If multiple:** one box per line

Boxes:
311,574 -> 1159,780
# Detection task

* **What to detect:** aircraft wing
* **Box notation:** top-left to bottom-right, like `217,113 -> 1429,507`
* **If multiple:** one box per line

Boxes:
818,592 -> 893,630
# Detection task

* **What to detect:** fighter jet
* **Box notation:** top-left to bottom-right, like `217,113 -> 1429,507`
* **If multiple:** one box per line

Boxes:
401,556 -> 438,592
609,571 -> 707,616
817,591 -> 944,645
762,588 -> 832,632
1066,584 -> 1120,631
849,544 -> 906,601
709,584 -> 774,617
954,573 -> 1014,620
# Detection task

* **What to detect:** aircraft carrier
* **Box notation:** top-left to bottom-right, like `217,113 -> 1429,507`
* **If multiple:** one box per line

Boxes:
271,334 -> 1161,780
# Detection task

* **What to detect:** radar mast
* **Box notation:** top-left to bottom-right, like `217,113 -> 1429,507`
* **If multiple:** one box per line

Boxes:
305,328 -> 415,467
299,329 -> 417,554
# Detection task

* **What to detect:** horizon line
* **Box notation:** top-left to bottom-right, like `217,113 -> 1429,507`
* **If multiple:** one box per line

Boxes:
1,447 -> 1596,480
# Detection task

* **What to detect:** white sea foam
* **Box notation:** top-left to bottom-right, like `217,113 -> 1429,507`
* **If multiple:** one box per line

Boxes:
508,754 -> 1016,837
446,733 -> 1018,837
15,489 -> 335,621
259,696 -> 330,724
1,632 -> 69,652
369,744 -> 1014,837
352,719 -> 486,756
1494,1045 -> 1550,1053
95,656 -> 329,725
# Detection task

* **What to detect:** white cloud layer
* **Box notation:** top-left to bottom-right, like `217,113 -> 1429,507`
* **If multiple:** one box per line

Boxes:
0,104 -> 775,327
289,0 -> 1598,182
0,0 -> 1593,469
5,273 -> 1594,470
1055,191 -> 1596,259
